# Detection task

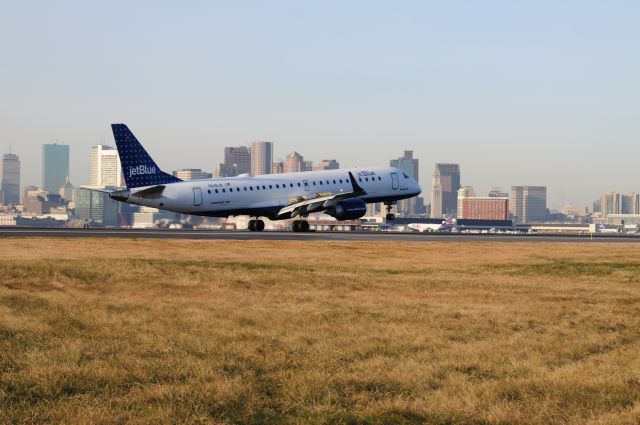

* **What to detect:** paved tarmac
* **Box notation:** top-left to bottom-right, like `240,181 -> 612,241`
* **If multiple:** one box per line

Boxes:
0,227 -> 638,243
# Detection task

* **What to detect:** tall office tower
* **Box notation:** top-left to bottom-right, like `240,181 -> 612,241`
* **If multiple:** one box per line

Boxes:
172,169 -> 212,180
431,163 -> 460,218
251,141 -> 273,175
390,151 -> 420,216
90,145 -> 123,188
456,186 -> 476,219
621,193 -> 639,214
42,144 -> 70,194
215,147 -> 251,178
283,152 -> 304,173
510,186 -> 547,223
0,153 -> 20,205
312,159 -> 340,171
600,192 -> 620,217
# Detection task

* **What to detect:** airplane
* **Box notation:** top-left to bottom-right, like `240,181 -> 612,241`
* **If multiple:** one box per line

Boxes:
595,224 -> 620,234
99,124 -> 422,232
407,217 -> 457,233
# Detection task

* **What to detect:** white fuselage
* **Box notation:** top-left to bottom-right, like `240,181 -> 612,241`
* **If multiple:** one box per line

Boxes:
123,167 -> 421,219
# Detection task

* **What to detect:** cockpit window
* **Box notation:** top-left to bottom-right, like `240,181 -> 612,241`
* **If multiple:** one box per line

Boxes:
403,172 -> 410,179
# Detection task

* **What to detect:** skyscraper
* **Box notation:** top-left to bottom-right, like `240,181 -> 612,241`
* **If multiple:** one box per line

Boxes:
510,186 -> 547,223
283,152 -> 304,173
90,145 -> 123,188
391,151 -> 422,216
251,141 -> 273,175
215,146 -> 251,177
431,163 -> 460,218
42,144 -> 70,194
0,153 -> 20,205
621,193 -> 639,214
600,192 -> 619,217
600,192 -> 639,216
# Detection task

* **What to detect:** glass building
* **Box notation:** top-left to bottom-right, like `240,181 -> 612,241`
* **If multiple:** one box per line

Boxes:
1,153 -> 21,205
42,144 -> 70,194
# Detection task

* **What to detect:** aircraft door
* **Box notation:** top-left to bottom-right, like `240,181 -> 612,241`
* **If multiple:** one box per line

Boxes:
193,187 -> 203,206
303,180 -> 309,191
391,173 -> 399,190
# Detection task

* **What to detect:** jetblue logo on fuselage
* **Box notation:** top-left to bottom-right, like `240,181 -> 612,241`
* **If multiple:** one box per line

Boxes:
129,165 -> 157,178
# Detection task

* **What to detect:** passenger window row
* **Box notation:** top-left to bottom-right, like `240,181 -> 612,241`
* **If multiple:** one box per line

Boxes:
205,175 -> 380,195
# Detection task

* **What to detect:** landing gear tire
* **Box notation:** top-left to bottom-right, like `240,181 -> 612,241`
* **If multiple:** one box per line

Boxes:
292,220 -> 310,232
386,213 -> 395,221
248,219 -> 264,231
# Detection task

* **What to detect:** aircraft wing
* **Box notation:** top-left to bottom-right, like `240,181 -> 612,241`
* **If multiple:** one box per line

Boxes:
276,172 -> 366,218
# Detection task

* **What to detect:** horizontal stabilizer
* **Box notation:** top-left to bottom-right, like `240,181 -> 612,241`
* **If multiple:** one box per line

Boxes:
131,185 -> 166,199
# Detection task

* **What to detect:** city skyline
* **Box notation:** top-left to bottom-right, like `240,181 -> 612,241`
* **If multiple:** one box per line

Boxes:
1,137 -> 638,211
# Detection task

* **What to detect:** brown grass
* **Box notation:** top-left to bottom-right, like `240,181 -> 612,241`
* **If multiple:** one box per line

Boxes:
1,238 -> 640,424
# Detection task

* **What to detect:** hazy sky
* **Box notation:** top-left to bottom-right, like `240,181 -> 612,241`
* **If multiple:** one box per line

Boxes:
1,1 -> 638,208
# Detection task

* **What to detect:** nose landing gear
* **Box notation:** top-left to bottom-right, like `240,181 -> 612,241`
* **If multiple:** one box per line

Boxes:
248,219 -> 265,231
385,202 -> 395,221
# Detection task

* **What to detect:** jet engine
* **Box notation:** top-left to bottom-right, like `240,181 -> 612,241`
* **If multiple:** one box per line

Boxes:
326,198 -> 367,220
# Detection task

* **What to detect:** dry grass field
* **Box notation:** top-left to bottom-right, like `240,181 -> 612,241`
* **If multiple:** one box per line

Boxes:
1,238 -> 640,424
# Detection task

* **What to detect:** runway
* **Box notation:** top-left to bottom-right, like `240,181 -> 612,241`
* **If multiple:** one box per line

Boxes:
0,227 -> 638,242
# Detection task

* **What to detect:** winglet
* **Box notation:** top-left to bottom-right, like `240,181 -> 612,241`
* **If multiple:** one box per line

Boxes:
348,172 -> 365,194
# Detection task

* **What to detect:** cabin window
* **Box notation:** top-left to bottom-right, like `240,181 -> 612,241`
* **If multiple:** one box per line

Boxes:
262,185 -> 266,190
276,184 -> 279,188
207,190 -> 211,194
326,180 -> 330,184
297,182 -> 301,187
339,179 -> 343,183
244,187 -> 247,191
365,177 -> 369,182
313,182 -> 316,186
319,181 -> 323,185
290,183 -> 294,187
222,189 -> 226,193
359,178 -> 363,182
215,189 -> 219,193
269,185 -> 273,189
256,186 -> 260,190
333,180 -> 336,184
378,176 -> 382,181
250,186 -> 253,190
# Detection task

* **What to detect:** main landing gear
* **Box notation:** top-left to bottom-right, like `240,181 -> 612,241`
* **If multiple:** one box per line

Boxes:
248,219 -> 265,232
292,220 -> 310,232
385,203 -> 395,221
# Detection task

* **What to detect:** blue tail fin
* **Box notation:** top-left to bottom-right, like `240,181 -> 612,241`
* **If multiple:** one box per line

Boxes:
111,124 -> 182,188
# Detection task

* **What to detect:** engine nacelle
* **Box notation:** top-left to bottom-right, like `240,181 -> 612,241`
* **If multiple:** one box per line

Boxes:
326,198 -> 367,220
